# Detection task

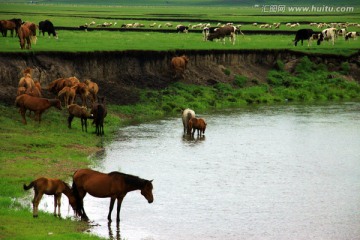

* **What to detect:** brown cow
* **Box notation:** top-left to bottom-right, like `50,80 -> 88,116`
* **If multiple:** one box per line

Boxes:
171,55 -> 189,77
188,117 -> 207,136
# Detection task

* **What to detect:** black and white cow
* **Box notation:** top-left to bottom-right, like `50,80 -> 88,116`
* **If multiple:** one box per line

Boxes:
207,25 -> 236,45
317,28 -> 337,45
202,27 -> 218,41
39,20 -> 57,38
293,29 -> 314,46
345,32 -> 357,41
176,25 -> 189,33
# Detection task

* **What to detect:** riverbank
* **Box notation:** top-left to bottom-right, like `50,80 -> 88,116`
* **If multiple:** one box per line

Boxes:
1,50 -> 360,239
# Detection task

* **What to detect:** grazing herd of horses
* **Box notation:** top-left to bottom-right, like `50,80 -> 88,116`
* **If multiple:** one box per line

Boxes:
15,67 -> 106,136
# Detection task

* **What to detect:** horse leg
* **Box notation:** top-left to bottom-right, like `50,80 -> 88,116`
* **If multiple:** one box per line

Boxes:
33,192 -> 43,218
116,197 -> 125,223
68,114 -> 74,128
108,198 -> 116,222
54,193 -> 62,217
20,108 -> 27,124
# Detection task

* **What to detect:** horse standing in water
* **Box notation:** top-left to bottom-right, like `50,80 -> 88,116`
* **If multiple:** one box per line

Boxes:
23,177 -> 77,218
181,108 -> 195,135
188,117 -> 207,136
72,169 -> 154,222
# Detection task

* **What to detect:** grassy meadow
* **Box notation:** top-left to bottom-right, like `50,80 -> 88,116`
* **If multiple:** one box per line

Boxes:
1,2 -> 360,239
0,3 -> 360,54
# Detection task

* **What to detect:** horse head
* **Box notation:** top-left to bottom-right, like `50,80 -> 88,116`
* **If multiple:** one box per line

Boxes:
141,180 -> 154,204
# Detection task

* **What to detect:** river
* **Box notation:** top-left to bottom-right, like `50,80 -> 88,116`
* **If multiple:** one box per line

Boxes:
40,102 -> 360,240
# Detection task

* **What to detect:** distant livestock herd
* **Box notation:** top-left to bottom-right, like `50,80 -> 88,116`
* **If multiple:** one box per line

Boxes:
0,17 -> 358,49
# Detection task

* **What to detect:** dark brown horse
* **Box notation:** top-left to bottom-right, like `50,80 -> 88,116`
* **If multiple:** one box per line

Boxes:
23,177 -> 77,218
0,18 -> 22,37
188,117 -> 207,136
15,94 -> 62,124
91,96 -> 107,136
72,168 -> 154,222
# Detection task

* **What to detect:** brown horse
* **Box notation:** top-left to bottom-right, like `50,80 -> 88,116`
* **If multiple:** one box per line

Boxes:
67,104 -> 93,132
171,55 -> 189,78
72,168 -> 154,222
23,177 -> 77,218
91,96 -> 107,136
0,18 -> 22,37
15,94 -> 62,124
58,86 -> 76,107
84,79 -> 99,105
188,117 -> 207,136
18,24 -> 37,49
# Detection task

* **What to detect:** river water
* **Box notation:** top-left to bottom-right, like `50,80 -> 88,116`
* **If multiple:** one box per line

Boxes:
39,103 -> 360,240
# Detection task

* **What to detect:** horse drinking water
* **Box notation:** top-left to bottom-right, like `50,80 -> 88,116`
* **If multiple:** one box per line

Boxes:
72,168 -> 154,222
23,177 -> 77,218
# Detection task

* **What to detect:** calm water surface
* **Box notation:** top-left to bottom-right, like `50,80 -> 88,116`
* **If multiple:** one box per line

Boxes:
40,103 -> 360,240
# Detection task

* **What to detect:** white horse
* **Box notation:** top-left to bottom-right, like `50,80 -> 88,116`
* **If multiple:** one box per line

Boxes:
181,108 -> 195,134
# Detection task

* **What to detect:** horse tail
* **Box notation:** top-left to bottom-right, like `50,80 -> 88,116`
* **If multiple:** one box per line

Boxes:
30,35 -> 37,44
71,175 -> 84,217
23,181 -> 35,191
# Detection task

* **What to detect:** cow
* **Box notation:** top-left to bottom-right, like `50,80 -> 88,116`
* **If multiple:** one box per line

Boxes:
176,25 -> 188,33
337,28 -> 347,37
345,32 -> 357,41
171,55 -> 189,78
202,27 -> 218,41
317,28 -> 337,45
39,20 -> 57,39
293,29 -> 314,46
207,25 -> 236,45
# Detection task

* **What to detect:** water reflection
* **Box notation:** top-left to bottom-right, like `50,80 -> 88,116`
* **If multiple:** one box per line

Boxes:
108,222 -> 121,240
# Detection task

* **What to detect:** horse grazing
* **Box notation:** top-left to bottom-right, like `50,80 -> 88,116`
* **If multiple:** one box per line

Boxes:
188,117 -> 207,136
67,104 -> 93,132
72,168 -> 154,222
15,94 -> 62,124
91,96 -> 107,136
181,108 -> 195,134
171,55 -> 189,78
23,177 -> 77,218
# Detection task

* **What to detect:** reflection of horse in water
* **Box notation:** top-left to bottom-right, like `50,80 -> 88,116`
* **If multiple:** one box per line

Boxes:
181,108 -> 195,135
188,117 -> 207,136
72,168 -> 154,222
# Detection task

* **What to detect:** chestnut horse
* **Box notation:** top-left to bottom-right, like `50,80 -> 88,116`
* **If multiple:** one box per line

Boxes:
188,117 -> 207,136
67,104 -> 93,132
72,168 -> 154,222
23,177 -> 77,218
181,108 -> 195,135
15,94 -> 62,124
18,24 -> 37,49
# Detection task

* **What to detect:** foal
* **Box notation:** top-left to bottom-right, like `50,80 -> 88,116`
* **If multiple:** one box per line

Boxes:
23,177 -> 77,217
67,104 -> 93,132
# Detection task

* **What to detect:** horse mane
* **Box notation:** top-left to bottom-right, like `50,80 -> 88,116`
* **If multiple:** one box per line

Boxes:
108,172 -> 148,188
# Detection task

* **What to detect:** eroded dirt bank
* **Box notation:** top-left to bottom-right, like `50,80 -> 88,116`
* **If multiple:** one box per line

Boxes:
1,49 -> 359,105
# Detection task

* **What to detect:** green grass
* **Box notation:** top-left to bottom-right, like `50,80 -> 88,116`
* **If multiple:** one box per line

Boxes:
1,30 -> 359,55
